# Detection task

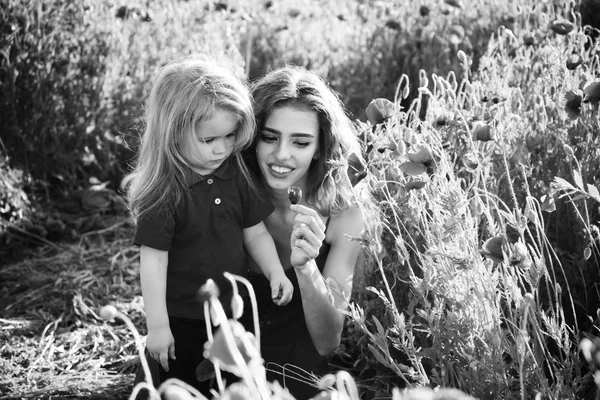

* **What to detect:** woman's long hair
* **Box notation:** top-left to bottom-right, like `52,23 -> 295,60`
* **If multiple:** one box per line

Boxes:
248,65 -> 364,216
123,55 -> 256,223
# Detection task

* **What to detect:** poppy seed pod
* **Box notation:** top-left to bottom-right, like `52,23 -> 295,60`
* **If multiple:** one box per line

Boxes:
550,19 -> 575,35
366,98 -> 395,125
583,80 -> 600,103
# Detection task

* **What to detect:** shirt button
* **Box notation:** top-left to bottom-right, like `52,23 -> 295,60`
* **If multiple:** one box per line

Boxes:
207,179 -> 214,184
215,198 -> 221,205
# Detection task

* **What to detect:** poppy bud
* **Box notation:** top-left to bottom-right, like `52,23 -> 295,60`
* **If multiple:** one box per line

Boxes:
162,385 -> 194,400
444,0 -> 464,8
231,294 -> 244,320
407,144 -> 433,165
198,279 -> 220,303
473,124 -> 494,141
287,186 -> 302,204
385,20 -> 401,31
566,53 -> 583,70
419,5 -> 430,16
99,305 -> 118,320
523,33 -> 535,46
583,80 -> 600,103
550,19 -> 575,35
564,90 -> 582,119
580,337 -> 600,370
405,176 -> 429,191
399,162 -> 427,176
366,98 -> 395,125
448,25 -> 465,45
480,235 -> 505,262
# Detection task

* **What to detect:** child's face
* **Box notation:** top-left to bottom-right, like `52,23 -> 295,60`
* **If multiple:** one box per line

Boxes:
183,109 -> 238,175
255,105 -> 320,193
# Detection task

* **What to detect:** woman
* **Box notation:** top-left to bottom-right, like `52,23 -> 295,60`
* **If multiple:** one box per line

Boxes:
245,65 -> 374,399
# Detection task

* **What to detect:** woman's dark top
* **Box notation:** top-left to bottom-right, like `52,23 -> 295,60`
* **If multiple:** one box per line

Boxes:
248,233 -> 332,400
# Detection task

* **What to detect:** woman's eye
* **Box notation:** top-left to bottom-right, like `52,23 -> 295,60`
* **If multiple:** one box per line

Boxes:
260,134 -> 277,143
294,141 -> 310,148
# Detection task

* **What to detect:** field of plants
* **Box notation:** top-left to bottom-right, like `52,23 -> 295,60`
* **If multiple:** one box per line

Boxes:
1,0 -> 600,399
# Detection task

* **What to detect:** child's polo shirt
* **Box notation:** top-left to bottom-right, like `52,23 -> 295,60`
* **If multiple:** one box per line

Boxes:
133,158 -> 274,319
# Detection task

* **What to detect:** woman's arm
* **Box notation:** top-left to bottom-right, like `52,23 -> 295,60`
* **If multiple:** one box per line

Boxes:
291,206 -> 365,355
140,245 -> 175,371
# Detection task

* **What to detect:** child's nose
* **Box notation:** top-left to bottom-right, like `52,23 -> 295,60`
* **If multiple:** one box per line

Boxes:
213,139 -> 227,155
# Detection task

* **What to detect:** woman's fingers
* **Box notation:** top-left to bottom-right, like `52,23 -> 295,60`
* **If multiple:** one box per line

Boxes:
290,205 -> 326,231
292,223 -> 320,244
293,216 -> 325,240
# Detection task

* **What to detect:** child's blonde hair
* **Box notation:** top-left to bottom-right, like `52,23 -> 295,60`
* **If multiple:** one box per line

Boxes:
124,55 -> 256,223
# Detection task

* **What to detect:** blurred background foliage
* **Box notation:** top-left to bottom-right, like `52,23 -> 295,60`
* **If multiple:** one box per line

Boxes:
0,0 -> 511,261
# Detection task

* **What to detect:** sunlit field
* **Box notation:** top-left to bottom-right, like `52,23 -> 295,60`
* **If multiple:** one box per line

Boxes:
1,0 -> 600,399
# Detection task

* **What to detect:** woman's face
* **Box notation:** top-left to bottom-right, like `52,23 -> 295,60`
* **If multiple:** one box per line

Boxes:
256,105 -> 320,193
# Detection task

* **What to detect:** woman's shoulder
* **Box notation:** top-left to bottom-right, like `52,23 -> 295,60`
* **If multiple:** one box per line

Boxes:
327,205 -> 365,243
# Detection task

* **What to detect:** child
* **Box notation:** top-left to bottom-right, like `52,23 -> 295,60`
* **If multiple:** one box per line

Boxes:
123,55 -> 293,395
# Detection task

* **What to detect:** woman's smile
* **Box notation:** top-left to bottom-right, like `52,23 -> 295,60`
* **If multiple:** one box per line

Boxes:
269,164 -> 294,175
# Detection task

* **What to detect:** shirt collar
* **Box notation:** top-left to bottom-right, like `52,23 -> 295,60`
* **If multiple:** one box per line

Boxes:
186,157 -> 237,187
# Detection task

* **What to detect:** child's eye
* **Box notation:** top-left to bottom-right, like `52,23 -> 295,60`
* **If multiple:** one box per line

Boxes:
226,132 -> 236,138
201,138 -> 214,144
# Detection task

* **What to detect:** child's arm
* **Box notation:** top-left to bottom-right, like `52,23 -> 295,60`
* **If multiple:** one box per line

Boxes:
140,245 -> 175,371
243,222 -> 293,305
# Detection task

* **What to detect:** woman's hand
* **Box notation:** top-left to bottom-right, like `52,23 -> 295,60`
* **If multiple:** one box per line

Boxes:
289,204 -> 326,268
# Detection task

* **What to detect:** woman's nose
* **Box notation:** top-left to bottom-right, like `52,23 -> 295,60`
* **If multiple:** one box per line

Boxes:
274,142 -> 291,160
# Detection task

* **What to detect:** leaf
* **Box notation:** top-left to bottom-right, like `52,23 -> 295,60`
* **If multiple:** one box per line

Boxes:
587,184 -> 600,202
552,177 -> 576,192
372,316 -> 386,338
573,170 -> 585,191
367,344 -> 392,367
